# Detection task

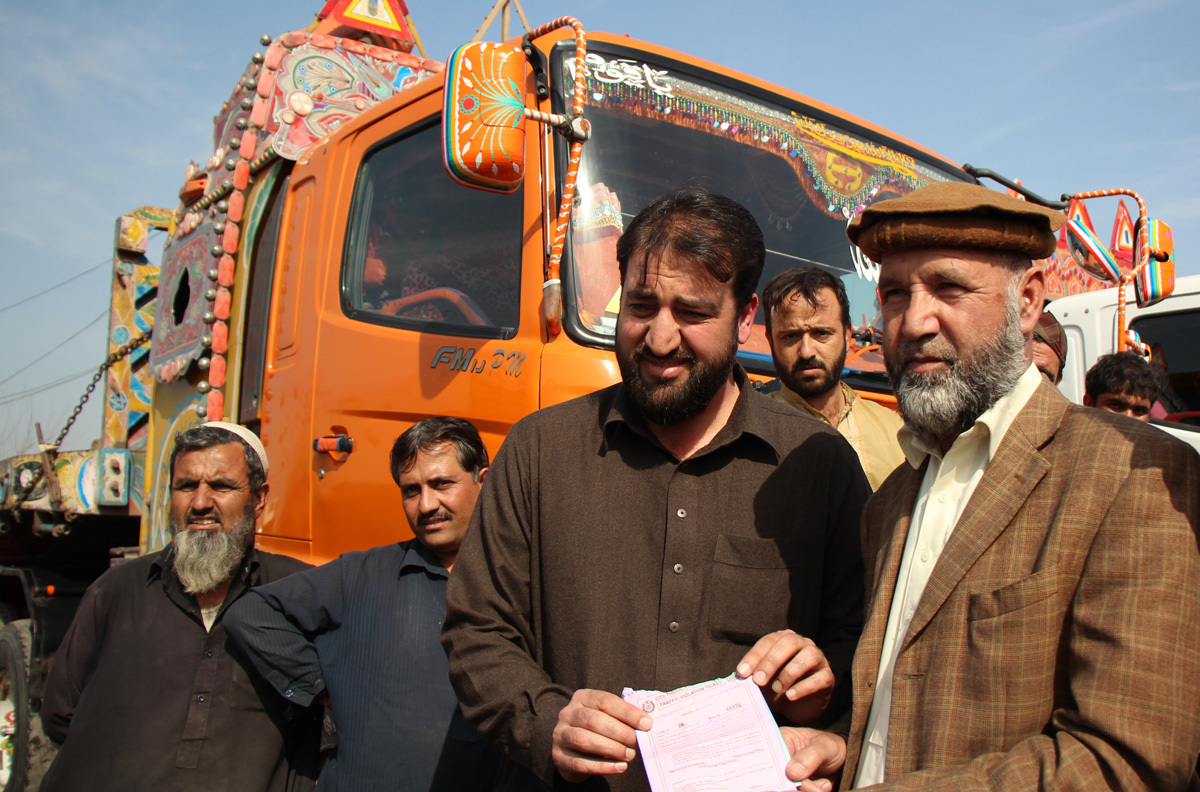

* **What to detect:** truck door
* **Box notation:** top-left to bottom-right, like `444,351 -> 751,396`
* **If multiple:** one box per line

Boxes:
301,110 -> 542,561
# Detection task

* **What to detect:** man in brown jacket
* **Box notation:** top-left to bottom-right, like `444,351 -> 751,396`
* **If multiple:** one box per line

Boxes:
444,188 -> 870,791
783,181 -> 1200,791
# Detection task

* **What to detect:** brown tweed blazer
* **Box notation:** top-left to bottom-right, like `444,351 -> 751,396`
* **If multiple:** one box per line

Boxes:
841,380 -> 1200,791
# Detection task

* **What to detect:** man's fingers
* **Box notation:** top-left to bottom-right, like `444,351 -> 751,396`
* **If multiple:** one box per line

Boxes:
781,663 -> 834,702
736,630 -> 807,683
575,688 -> 654,731
768,643 -> 825,696
781,728 -> 846,788
552,743 -> 629,782
552,689 -> 652,782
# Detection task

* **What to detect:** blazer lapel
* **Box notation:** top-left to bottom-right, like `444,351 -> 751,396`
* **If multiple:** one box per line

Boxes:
900,381 -> 1068,652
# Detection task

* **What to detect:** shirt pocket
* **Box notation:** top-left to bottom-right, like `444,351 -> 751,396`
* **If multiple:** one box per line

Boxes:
708,534 -> 813,645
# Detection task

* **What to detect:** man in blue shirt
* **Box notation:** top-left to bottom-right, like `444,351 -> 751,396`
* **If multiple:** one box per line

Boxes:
225,417 -> 500,791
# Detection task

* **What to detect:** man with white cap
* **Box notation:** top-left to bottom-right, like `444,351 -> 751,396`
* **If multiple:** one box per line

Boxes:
40,422 -> 320,792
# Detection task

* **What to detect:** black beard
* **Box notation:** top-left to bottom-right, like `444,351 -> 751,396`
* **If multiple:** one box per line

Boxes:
777,343 -> 847,399
885,300 -> 1027,445
616,334 -> 738,426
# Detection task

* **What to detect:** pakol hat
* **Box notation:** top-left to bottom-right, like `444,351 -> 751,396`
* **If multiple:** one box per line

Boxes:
203,421 -> 269,477
1033,310 -> 1068,367
847,181 -> 1066,261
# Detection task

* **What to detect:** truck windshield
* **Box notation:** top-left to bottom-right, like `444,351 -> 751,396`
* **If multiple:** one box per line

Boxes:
556,45 -> 966,379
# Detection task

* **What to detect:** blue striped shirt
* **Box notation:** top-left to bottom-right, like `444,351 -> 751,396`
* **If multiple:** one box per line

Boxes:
225,540 -> 499,791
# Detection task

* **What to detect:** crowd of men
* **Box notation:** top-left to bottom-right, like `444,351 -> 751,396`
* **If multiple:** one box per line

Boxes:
39,181 -> 1199,792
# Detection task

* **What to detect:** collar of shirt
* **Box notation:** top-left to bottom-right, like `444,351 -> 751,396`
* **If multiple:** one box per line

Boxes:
398,539 -> 450,580
601,365 -> 782,464
897,363 -> 1044,470
775,381 -> 858,427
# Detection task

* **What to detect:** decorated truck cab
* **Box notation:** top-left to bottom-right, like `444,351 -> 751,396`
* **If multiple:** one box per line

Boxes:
2,2 -> 1162,788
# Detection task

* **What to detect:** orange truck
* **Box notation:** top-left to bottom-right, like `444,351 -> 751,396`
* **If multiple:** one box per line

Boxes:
0,3 -> 977,786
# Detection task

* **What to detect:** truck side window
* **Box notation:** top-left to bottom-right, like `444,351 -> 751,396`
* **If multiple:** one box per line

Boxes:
1130,309 -> 1200,422
343,123 -> 522,339
239,169 -> 290,428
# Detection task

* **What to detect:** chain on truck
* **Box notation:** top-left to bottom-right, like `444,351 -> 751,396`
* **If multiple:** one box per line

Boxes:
0,1 -> 1185,788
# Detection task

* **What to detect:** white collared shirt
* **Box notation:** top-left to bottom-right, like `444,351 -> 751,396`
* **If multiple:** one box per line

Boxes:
855,364 -> 1042,787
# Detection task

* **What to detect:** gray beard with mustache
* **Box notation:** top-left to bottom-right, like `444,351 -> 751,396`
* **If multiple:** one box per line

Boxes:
886,291 -> 1028,446
170,510 -> 255,595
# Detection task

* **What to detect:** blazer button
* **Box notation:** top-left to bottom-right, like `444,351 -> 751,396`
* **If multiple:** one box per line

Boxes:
669,621 -> 680,633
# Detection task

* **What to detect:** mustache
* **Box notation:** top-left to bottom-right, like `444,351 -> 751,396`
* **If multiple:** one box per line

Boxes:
418,509 -> 452,526
888,337 -> 958,372
790,356 -> 829,374
634,342 -> 696,372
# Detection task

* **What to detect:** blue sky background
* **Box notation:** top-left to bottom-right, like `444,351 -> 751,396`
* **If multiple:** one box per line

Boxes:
2,0 -> 1197,455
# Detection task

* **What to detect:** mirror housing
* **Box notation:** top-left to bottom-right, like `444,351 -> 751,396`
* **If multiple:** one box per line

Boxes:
1135,217 -> 1175,307
442,42 -> 527,194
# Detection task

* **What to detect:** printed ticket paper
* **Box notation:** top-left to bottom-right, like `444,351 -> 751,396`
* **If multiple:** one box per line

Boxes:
621,674 -> 797,792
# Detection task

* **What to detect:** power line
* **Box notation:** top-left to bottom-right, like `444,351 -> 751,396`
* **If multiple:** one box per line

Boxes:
0,310 -> 108,388
0,366 -> 95,406
0,259 -> 109,314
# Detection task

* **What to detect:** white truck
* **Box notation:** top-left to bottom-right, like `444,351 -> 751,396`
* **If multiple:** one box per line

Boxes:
1048,273 -> 1200,453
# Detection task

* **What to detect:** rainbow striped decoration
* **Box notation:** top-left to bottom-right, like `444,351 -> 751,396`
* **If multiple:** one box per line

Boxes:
1065,217 -> 1121,284
442,42 -> 527,193
1135,218 -> 1175,308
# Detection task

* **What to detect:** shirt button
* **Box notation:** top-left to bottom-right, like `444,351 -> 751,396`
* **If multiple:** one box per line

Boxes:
673,563 -> 683,574
937,493 -> 948,504
919,551 -> 929,563
204,649 -> 213,658
676,508 -> 687,518
196,694 -> 205,703
668,621 -> 680,633
284,689 -> 294,698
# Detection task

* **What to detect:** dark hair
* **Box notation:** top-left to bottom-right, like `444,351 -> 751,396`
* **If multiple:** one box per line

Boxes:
170,425 -> 266,493
761,267 -> 851,335
616,187 -> 764,309
1084,351 -> 1161,402
390,417 -> 489,485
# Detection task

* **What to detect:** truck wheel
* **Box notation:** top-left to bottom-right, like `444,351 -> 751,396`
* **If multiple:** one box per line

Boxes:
0,621 -> 54,790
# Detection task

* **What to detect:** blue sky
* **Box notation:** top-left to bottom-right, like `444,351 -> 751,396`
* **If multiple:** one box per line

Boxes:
2,0 -> 1197,455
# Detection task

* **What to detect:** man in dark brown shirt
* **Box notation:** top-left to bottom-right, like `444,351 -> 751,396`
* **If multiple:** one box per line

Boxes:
443,188 -> 869,791
40,423 -> 319,792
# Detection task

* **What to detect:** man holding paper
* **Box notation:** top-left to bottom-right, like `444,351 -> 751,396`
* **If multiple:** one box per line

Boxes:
443,187 -> 870,791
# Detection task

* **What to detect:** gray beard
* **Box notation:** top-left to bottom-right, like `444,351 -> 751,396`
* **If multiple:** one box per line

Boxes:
886,293 -> 1028,446
170,513 -> 255,595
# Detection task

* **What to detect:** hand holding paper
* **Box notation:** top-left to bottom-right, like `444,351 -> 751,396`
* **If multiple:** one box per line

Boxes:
622,675 -> 797,792
552,688 -> 653,782
736,629 -> 834,725
780,727 -> 846,792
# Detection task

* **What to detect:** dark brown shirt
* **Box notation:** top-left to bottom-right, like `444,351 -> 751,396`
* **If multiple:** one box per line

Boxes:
41,546 -> 320,792
443,371 -> 869,791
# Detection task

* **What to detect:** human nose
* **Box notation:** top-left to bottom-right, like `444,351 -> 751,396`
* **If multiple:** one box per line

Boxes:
644,308 -> 681,356
898,290 -> 939,341
417,485 -> 439,515
191,484 -> 215,512
797,334 -> 819,361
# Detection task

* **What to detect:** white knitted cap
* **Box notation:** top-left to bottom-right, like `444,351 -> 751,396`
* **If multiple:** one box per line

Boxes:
202,421 -> 269,477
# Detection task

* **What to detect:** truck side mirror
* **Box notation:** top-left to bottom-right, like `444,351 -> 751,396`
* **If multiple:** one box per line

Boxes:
442,42 -> 527,194
1064,217 -> 1121,284
1135,217 -> 1175,307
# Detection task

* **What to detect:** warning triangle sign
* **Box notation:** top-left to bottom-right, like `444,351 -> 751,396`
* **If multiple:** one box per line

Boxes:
319,0 -> 414,46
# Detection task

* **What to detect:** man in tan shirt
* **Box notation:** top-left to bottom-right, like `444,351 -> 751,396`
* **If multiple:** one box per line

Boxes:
763,267 -> 905,489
